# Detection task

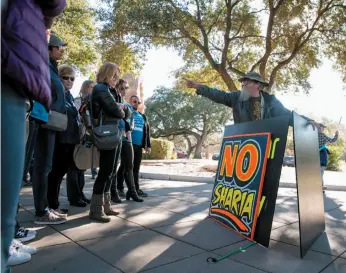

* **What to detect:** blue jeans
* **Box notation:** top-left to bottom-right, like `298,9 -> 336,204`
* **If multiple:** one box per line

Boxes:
23,117 -> 39,181
1,81 -> 26,271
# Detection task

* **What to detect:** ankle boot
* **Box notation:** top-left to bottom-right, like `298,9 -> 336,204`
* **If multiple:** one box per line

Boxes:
126,190 -> 143,202
104,192 -> 120,216
111,189 -> 122,204
124,171 -> 143,202
89,194 -> 110,223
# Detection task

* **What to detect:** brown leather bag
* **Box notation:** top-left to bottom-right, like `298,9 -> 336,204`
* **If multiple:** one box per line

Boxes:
73,144 -> 100,170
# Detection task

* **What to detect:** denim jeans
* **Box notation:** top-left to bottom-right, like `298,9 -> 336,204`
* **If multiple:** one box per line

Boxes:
1,81 -> 26,271
320,166 -> 326,186
23,117 -> 39,181
32,127 -> 56,216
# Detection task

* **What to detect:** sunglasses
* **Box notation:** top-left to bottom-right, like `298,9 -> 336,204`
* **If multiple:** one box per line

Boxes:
131,100 -> 140,104
62,76 -> 75,81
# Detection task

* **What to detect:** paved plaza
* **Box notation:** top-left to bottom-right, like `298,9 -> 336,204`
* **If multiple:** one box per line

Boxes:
15,175 -> 346,273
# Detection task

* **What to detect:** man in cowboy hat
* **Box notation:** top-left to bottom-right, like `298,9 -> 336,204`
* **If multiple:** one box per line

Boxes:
184,72 -> 318,127
318,123 -> 339,191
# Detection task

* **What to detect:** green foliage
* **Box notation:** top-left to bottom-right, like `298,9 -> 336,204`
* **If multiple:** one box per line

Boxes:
99,38 -> 143,76
99,0 -> 346,92
145,86 -> 232,158
326,140 -> 344,171
143,138 -> 174,159
53,0 -> 99,76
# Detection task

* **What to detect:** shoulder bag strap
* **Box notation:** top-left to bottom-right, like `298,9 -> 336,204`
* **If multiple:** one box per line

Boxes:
90,91 -> 103,129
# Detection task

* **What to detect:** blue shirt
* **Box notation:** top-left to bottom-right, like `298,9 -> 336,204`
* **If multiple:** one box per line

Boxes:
131,111 -> 145,146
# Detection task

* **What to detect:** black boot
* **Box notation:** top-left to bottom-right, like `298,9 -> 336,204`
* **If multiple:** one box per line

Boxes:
126,190 -> 143,202
81,193 -> 91,204
70,199 -> 87,207
111,189 -> 122,203
124,170 -> 143,202
118,189 -> 126,198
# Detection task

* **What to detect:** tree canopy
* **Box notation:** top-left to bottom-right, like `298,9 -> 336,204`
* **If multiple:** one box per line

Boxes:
53,0 -> 99,76
145,87 -> 232,158
100,0 -> 346,92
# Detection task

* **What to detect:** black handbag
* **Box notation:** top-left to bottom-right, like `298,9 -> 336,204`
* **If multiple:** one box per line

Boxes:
90,94 -> 121,150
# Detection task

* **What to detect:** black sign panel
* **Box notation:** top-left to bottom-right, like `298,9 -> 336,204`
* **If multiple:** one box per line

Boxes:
210,116 -> 290,247
293,112 -> 325,258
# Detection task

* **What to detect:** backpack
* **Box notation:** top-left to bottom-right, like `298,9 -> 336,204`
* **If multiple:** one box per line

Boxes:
79,95 -> 92,129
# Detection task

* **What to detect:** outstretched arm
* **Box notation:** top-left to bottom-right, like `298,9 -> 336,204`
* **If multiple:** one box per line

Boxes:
184,78 -> 238,107
320,132 -> 339,145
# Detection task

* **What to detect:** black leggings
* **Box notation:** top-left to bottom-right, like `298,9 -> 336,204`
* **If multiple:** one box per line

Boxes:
117,141 -> 136,192
92,146 -> 119,194
47,143 -> 75,209
118,144 -> 142,191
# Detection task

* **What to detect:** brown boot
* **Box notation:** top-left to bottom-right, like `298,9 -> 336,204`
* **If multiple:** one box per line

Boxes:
89,194 -> 110,223
104,192 -> 120,216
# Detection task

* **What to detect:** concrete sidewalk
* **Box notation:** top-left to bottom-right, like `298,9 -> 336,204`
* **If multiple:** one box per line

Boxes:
15,177 -> 346,273
139,172 -> 346,191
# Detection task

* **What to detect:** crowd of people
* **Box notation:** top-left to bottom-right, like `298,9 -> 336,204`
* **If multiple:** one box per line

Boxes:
1,1 -> 340,273
2,1 -> 152,271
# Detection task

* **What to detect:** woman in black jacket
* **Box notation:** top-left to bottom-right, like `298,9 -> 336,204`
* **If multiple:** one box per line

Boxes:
47,65 -> 84,211
89,62 -> 125,222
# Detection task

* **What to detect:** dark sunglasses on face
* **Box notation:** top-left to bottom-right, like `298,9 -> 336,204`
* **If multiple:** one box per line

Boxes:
62,76 -> 75,81
131,100 -> 139,104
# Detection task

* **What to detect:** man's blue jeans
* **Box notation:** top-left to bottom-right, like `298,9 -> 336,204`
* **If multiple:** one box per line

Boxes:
1,81 -> 26,271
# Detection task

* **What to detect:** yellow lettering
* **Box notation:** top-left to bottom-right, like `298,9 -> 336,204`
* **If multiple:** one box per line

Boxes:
270,138 -> 280,159
231,189 -> 242,215
242,193 -> 255,220
220,187 -> 229,207
212,184 -> 223,205
239,191 -> 248,215
258,196 -> 266,216
224,188 -> 234,210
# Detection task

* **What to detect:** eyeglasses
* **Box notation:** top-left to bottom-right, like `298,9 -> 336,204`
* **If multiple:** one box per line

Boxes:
62,76 -> 75,81
131,100 -> 139,104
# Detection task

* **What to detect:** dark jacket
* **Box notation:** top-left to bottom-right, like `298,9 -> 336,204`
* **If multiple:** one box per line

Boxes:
196,86 -> 309,125
49,59 -> 66,114
109,88 -> 131,132
57,90 -> 80,144
137,112 -> 151,149
1,0 -> 66,111
91,83 -> 125,125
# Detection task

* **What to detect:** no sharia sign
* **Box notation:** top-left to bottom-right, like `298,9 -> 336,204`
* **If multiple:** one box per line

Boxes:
209,116 -> 290,246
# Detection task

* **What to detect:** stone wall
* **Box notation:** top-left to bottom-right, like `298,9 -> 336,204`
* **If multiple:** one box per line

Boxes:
122,74 -> 146,113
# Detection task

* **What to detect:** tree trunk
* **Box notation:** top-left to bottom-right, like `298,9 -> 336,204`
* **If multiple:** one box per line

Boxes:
217,66 -> 238,91
194,138 -> 203,159
193,117 -> 209,159
184,135 -> 195,158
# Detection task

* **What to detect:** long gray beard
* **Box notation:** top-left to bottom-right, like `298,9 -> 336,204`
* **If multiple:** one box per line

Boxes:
239,89 -> 250,102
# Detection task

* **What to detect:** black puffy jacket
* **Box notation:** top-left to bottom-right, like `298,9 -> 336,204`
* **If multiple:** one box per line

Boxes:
91,83 -> 125,125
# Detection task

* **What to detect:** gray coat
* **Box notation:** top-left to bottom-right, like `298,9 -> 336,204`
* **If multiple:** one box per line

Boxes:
196,86 -> 309,125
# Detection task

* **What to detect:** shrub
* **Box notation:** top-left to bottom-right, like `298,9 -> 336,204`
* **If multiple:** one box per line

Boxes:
326,144 -> 344,171
143,138 -> 174,160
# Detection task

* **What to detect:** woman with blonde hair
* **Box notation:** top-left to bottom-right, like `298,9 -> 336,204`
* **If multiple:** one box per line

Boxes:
89,62 -> 125,222
74,80 -> 95,110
